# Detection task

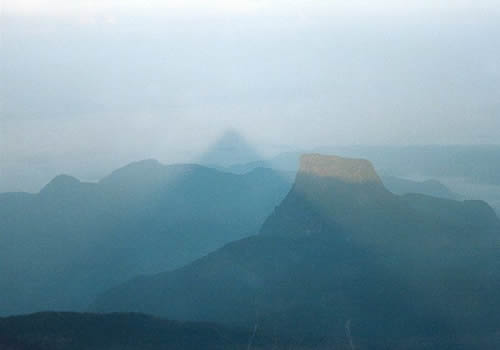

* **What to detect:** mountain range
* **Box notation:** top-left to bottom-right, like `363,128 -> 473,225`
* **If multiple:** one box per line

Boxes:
92,154 -> 500,348
0,154 -> 463,317
0,161 -> 291,315
227,145 -> 500,186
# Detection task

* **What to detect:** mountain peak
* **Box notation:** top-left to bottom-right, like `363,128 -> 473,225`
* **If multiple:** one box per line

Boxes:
40,174 -> 81,195
260,154 -> 391,238
99,159 -> 163,185
197,129 -> 261,167
298,154 -> 382,184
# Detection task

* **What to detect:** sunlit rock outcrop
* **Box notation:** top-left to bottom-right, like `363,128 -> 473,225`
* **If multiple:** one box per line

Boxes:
298,154 -> 382,184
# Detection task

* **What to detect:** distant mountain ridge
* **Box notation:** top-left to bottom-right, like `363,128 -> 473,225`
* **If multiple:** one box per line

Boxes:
226,152 -> 459,200
0,312 -> 287,350
92,154 -> 500,349
227,146 -> 500,210
0,160 -> 292,316
233,145 -> 500,186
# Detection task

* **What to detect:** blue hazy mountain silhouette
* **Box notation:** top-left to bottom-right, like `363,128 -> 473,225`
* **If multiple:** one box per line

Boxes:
0,160 -> 291,316
92,154 -> 500,347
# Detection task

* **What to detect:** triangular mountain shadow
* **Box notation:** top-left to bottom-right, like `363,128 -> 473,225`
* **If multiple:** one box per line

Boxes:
92,154 -> 500,348
196,129 -> 264,168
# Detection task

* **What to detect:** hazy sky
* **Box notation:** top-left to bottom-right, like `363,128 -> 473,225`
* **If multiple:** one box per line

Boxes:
1,0 -> 500,191
4,0 -> 500,16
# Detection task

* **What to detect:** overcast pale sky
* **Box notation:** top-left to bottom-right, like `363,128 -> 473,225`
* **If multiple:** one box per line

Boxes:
1,0 -> 500,191
4,0 -> 500,16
